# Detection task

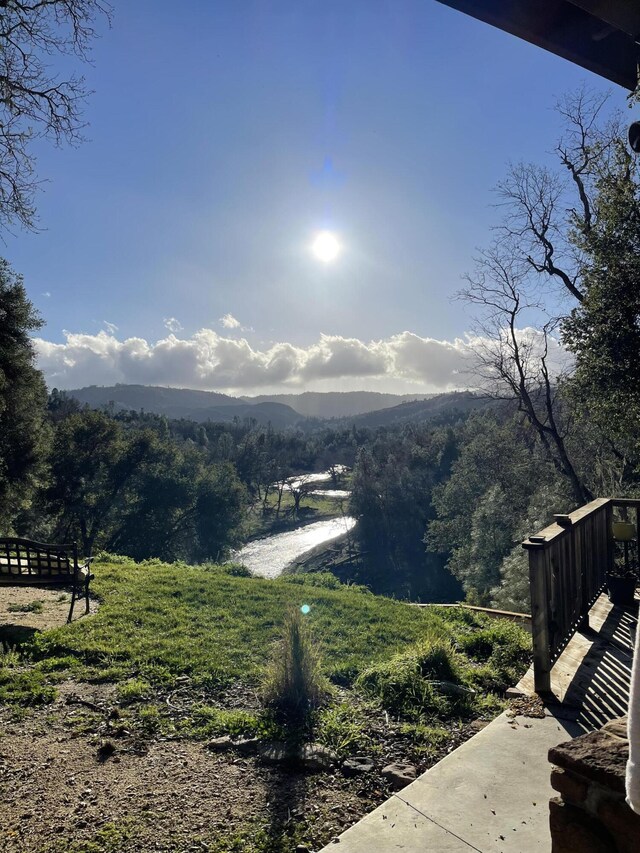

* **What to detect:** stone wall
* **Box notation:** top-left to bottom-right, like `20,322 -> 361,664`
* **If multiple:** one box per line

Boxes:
549,717 -> 640,852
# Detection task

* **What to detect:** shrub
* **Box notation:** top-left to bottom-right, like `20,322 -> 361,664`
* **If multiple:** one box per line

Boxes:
262,608 -> 330,721
355,637 -> 466,721
222,563 -> 252,578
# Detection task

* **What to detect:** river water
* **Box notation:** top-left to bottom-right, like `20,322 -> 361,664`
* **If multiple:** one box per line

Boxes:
232,515 -> 356,579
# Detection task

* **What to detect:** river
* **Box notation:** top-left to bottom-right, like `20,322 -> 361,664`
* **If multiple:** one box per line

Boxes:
232,515 -> 356,579
230,467 -> 355,578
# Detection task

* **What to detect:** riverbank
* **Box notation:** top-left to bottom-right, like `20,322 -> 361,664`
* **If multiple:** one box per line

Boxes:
0,556 -> 532,852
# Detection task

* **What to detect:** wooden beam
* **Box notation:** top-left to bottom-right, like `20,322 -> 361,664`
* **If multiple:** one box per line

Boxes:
435,0 -> 640,90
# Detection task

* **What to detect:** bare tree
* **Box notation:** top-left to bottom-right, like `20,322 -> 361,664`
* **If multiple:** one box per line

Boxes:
458,88 -> 631,505
494,88 -> 625,306
460,245 -> 592,505
0,0 -> 111,231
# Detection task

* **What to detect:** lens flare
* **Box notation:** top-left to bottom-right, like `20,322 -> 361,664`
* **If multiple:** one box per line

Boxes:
300,604 -> 311,615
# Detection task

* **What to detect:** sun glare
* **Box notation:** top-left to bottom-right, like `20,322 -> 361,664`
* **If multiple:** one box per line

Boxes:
311,231 -> 341,263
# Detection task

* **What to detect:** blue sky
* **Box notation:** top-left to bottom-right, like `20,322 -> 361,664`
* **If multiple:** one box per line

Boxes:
10,1 -> 626,393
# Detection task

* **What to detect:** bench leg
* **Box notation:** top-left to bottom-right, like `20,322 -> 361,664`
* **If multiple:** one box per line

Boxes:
67,587 -> 76,623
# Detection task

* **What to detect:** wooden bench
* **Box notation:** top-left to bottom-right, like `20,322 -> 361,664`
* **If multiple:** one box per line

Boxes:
0,538 -> 93,623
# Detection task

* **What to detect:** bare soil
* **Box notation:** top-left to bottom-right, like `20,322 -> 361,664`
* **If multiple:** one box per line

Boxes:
0,585 -> 99,634
0,684 -> 389,853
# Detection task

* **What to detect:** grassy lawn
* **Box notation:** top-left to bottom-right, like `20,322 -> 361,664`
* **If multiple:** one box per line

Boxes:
1,556 -> 530,725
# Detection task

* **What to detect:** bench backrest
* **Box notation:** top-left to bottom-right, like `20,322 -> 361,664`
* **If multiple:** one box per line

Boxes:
0,538 -> 78,579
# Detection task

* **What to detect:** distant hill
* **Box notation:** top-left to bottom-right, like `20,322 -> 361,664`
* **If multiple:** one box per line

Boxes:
65,385 -> 487,430
338,391 -> 491,428
241,391 -> 434,418
66,385 -> 302,429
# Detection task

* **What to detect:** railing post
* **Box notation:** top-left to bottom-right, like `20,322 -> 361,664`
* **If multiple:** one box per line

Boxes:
606,501 -> 615,577
527,543 -> 552,695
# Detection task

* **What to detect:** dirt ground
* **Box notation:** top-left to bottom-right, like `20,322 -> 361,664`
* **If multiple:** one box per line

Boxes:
0,682 -> 388,853
0,584 -> 99,634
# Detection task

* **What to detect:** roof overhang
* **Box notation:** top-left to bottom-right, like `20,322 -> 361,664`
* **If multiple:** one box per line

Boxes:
435,0 -> 640,90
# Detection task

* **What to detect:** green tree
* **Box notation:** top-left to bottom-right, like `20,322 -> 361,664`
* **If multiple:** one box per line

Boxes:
44,410 -> 158,555
562,152 -> 640,477
0,260 -> 50,531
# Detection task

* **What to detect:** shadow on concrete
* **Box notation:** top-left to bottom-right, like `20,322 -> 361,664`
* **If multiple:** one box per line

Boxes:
555,602 -> 636,730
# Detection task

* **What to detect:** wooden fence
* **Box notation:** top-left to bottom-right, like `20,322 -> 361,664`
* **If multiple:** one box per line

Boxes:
522,497 -> 640,694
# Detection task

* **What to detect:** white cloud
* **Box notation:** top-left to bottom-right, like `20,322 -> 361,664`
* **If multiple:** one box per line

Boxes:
103,321 -> 118,335
163,317 -> 183,333
42,291 -> 51,298
33,326 -> 569,395
220,313 -> 241,329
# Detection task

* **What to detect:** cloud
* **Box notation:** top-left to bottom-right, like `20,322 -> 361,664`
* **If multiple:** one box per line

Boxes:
220,313 -> 241,330
163,317 -> 183,333
103,321 -> 118,335
33,326 -> 568,395
42,291 -> 51,298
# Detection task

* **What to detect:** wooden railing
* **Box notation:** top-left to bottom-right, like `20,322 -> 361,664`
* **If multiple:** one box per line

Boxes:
523,497 -> 640,694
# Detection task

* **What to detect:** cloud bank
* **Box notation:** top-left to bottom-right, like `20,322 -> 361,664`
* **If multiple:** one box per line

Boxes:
34,328 -> 478,394
34,326 -> 568,395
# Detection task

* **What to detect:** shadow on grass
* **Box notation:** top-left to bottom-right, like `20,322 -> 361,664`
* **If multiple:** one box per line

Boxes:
0,623 -> 39,653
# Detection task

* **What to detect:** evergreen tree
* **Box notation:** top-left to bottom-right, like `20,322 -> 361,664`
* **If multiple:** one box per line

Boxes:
0,260 -> 50,531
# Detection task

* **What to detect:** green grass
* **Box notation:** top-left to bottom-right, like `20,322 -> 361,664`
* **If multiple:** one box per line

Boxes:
244,490 -> 347,538
7,600 -> 44,613
0,557 -> 531,734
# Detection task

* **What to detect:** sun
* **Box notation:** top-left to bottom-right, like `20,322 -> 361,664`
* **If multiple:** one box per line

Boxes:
311,230 -> 341,263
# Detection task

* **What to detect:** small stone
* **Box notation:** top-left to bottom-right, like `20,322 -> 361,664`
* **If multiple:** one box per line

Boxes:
298,743 -> 337,772
382,762 -> 417,790
234,737 -> 259,755
342,756 -> 375,777
257,741 -> 292,764
206,736 -> 233,752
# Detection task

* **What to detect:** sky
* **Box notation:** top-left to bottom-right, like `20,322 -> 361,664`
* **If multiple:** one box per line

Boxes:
7,0 -> 628,395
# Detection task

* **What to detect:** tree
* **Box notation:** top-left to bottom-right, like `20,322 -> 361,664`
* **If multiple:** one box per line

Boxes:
44,410 -> 158,556
562,149 -> 640,476
460,88 -> 632,505
0,0 -> 110,231
0,259 -> 50,531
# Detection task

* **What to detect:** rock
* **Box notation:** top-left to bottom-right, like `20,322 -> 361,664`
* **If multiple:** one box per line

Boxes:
431,680 -> 475,697
549,731 -> 628,794
550,768 -> 589,804
234,737 -> 259,755
298,743 -> 337,772
382,762 -> 417,790
256,740 -> 337,770
601,717 -> 628,741
257,741 -> 293,764
469,720 -> 489,732
549,797 -> 614,853
206,736 -> 233,752
96,740 -> 116,761
342,756 -> 375,777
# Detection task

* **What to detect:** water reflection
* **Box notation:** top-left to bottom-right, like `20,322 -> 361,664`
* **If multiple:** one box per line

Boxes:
232,516 -> 356,579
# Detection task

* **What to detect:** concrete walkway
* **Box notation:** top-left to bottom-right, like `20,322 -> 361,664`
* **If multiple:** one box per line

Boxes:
321,709 -> 584,853
321,595 -> 636,853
